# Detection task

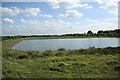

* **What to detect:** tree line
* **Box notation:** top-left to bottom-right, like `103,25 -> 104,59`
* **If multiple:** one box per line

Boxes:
2,29 -> 120,40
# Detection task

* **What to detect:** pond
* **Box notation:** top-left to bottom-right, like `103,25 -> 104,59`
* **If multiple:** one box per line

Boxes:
12,38 -> 119,50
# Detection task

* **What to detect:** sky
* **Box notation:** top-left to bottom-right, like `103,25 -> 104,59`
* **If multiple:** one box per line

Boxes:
0,0 -> 119,36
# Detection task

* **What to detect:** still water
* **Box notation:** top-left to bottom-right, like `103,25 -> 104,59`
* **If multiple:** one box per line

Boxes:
12,38 -> 119,50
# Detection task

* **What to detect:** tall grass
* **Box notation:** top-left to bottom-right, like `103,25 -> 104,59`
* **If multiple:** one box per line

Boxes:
2,37 -> 120,78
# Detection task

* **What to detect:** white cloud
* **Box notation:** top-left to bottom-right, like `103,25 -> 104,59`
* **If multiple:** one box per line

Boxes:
21,18 -> 26,23
49,0 -> 117,15
86,17 -> 118,23
3,19 -> 82,35
85,18 -> 97,22
0,7 -> 53,17
3,18 -> 118,35
0,7 -> 20,16
3,25 -> 27,36
88,22 -> 118,32
85,17 -> 118,32
48,0 -> 93,9
49,2 -> 60,9
0,7 -> 41,17
23,8 -> 41,16
39,14 -> 53,18
59,14 -> 64,17
59,10 -> 83,18
95,0 -> 119,15
105,18 -> 118,22
3,18 -> 14,24
62,2 -> 93,9
95,0 -> 119,4
43,14 -> 53,18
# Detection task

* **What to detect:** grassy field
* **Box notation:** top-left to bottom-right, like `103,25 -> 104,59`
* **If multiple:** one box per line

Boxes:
2,37 -> 120,78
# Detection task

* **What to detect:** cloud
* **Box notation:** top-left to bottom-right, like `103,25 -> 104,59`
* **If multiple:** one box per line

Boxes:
62,2 -> 93,9
49,0 -> 117,15
0,7 -> 41,17
49,2 -> 60,9
85,18 -> 97,22
0,7 -> 53,17
0,6 -> 53,18
104,17 -> 118,23
39,14 -> 53,18
86,17 -> 118,24
3,25 -> 27,36
20,19 -> 81,30
3,19 -> 82,35
21,18 -> 26,23
3,18 -> 118,36
85,17 -> 118,32
59,10 -> 83,18
48,0 -> 93,9
95,0 -> 119,15
3,18 -> 14,24
88,22 -> 118,32
0,7 -> 20,16
23,8 -> 41,16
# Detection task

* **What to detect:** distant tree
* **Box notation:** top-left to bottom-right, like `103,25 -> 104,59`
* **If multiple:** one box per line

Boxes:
87,30 -> 93,35
97,30 -> 103,36
114,29 -> 120,37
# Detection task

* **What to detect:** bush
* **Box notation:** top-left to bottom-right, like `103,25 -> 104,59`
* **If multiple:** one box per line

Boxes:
49,67 -> 61,72
58,48 -> 66,51
58,62 -> 68,67
114,66 -> 120,71
42,50 -> 54,56
16,54 -> 28,59
55,51 -> 66,56
106,60 -> 120,65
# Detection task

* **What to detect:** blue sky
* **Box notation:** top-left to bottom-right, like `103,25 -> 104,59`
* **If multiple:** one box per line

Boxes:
1,0 -> 118,36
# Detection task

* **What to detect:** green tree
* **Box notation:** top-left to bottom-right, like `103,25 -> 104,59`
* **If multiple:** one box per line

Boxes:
87,30 -> 93,35
97,30 -> 103,36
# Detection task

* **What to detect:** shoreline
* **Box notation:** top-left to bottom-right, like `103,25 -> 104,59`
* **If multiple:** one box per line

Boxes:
2,37 -> 120,78
2,37 -> 119,52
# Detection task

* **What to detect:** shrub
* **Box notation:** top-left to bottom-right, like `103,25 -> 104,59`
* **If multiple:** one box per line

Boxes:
106,60 -> 120,65
72,62 -> 79,65
58,62 -> 67,67
78,49 -> 86,54
49,67 -> 61,72
89,46 -> 95,49
58,48 -> 66,51
55,51 -> 66,56
16,54 -> 28,59
42,50 -> 54,56
114,66 -> 120,71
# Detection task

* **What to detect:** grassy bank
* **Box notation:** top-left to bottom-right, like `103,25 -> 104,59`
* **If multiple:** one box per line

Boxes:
2,37 -> 120,78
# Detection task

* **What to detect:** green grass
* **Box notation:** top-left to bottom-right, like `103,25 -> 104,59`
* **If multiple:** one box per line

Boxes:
2,37 -> 120,78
